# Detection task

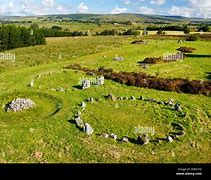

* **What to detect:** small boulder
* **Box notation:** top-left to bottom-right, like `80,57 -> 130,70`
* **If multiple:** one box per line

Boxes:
166,136 -> 173,142
137,134 -> 150,145
83,123 -> 94,135
110,133 -> 118,140
101,133 -> 109,138
122,137 -> 129,143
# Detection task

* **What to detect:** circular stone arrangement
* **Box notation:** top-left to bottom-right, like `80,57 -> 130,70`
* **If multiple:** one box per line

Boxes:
72,93 -> 186,145
5,98 -> 35,112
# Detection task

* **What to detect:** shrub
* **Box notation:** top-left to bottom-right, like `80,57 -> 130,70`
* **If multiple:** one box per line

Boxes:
177,46 -> 196,53
142,57 -> 164,64
186,34 -> 200,41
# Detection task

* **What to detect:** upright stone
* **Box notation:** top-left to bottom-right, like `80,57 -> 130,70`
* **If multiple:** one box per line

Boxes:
82,79 -> 91,90
137,134 -> 150,145
83,123 -> 94,135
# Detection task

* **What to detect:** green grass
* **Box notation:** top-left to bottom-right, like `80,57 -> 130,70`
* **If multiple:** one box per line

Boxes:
0,36 -> 210,163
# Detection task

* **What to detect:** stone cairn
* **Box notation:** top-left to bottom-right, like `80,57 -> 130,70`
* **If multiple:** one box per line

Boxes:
6,98 -> 35,112
71,94 -> 186,145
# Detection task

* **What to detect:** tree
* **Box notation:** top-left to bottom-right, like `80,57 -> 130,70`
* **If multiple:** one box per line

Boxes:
184,26 -> 190,34
51,26 -> 62,30
30,23 -> 39,30
198,24 -> 209,32
157,29 -> 163,35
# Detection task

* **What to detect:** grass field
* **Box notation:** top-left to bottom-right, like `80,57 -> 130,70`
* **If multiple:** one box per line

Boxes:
0,36 -> 210,163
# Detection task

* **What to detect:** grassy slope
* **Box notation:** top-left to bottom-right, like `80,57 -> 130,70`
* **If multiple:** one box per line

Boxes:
0,36 -> 210,163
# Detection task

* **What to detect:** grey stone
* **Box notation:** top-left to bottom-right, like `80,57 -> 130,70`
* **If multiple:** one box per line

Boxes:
97,76 -> 104,86
131,96 -> 136,100
166,136 -> 173,142
122,137 -> 129,143
110,133 -> 118,140
139,96 -> 144,100
117,97 -> 124,100
83,123 -> 94,135
174,103 -> 182,112
107,94 -> 116,101
82,79 -> 91,90
113,56 -> 124,61
6,98 -> 35,112
87,98 -> 94,103
81,102 -> 86,108
137,134 -> 150,145
101,133 -> 109,138
75,116 -> 84,127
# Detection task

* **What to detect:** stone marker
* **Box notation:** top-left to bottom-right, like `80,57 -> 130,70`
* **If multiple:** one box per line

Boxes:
122,137 -> 129,143
137,134 -> 150,145
75,116 -> 84,127
131,96 -> 136,100
107,94 -> 116,101
110,133 -> 118,140
101,133 -> 109,138
81,102 -> 86,108
83,123 -> 94,135
174,103 -> 182,112
166,136 -> 173,142
82,79 -> 91,90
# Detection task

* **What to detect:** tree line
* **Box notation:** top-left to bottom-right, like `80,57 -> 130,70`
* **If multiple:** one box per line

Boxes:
0,24 -> 46,51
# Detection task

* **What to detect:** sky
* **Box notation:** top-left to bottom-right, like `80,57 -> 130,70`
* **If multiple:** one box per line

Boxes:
0,0 -> 211,18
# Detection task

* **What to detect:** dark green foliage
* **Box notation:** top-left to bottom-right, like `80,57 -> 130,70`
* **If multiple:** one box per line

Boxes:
186,34 -> 200,41
0,25 -> 46,51
198,24 -> 209,32
183,26 -> 190,34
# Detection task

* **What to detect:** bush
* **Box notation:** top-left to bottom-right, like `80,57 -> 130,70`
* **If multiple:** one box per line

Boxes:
177,46 -> 196,53
142,57 -> 164,64
186,34 -> 200,41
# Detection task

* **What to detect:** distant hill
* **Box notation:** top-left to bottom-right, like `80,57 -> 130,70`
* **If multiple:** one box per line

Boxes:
1,13 -> 211,24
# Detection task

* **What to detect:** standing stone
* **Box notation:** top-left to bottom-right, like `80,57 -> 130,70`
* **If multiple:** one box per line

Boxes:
174,103 -> 182,112
110,133 -> 118,140
97,76 -> 104,86
83,123 -> 94,135
107,94 -> 116,101
166,136 -> 173,142
101,133 -> 109,138
131,96 -> 136,100
29,80 -> 34,87
139,96 -> 144,100
82,79 -> 91,90
75,116 -> 83,127
88,98 -> 94,103
122,137 -> 129,143
137,134 -> 150,145
168,99 -> 174,106
81,102 -> 86,108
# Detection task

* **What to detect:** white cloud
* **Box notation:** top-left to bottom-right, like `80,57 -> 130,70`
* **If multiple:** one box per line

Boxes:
42,0 -> 55,8
112,6 -> 128,14
168,6 -> 193,17
189,0 -> 211,18
138,6 -> 155,14
150,0 -> 166,5
78,2 -> 89,13
122,0 -> 131,5
189,0 -> 211,7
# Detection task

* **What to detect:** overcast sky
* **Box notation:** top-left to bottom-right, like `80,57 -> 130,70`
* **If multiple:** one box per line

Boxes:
0,0 -> 211,18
